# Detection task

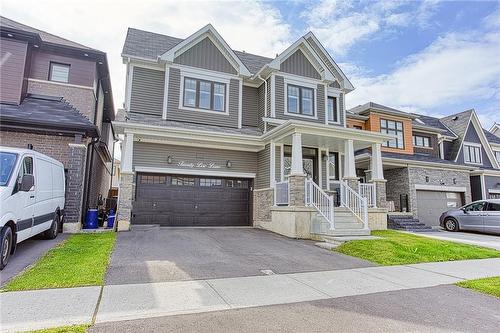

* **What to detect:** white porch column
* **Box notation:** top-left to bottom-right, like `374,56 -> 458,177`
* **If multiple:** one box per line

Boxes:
121,133 -> 134,173
291,133 -> 304,175
370,143 -> 384,180
343,139 -> 356,179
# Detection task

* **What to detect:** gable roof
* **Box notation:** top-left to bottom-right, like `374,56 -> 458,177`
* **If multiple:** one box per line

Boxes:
0,16 -> 98,51
484,128 -> 500,144
0,94 -> 98,137
412,114 -> 457,137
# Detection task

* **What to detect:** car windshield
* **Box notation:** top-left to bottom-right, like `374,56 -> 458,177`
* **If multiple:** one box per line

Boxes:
0,152 -> 18,186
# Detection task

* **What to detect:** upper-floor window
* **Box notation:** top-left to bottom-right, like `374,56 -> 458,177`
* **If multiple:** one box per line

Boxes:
464,144 -> 482,164
327,96 -> 338,122
49,62 -> 70,83
495,151 -> 500,163
413,135 -> 430,147
183,77 -> 226,112
380,119 -> 404,149
287,84 -> 314,116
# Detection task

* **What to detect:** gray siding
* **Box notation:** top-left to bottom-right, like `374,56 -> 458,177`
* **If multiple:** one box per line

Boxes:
275,75 -> 285,116
275,145 -> 281,182
255,144 -> 270,189
174,37 -> 237,75
133,142 -> 257,175
30,50 -> 96,87
280,49 -> 320,80
166,67 -> 239,128
258,83 -> 266,131
339,93 -> 345,126
0,38 -> 27,104
317,84 -> 325,122
242,85 -> 258,127
457,123 -> 493,168
130,66 -> 165,116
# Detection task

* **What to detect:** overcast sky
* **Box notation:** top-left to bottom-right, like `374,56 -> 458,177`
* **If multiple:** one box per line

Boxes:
2,0 -> 499,129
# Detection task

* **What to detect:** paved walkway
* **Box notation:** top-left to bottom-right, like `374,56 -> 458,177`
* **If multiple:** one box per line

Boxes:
408,230 -> 500,250
2,258 -> 500,332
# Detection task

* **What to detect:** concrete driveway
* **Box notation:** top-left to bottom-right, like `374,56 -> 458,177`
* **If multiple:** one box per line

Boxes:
105,226 -> 374,285
1,234 -> 68,286
410,230 -> 500,250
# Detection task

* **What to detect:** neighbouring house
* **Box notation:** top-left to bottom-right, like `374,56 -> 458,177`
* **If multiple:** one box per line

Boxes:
490,123 -> 500,138
113,24 -> 394,238
0,16 -> 115,232
348,103 -> 500,227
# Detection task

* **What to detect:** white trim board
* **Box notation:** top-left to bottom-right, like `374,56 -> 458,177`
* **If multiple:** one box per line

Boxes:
414,184 -> 466,192
134,166 -> 256,178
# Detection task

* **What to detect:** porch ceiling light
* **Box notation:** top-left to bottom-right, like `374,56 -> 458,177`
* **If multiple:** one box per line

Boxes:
226,160 -> 232,168
167,155 -> 173,164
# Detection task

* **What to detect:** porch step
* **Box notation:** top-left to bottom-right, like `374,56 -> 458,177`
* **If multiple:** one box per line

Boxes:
387,215 -> 433,232
323,228 -> 371,237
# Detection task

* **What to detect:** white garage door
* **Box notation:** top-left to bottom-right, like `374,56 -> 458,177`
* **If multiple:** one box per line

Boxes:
416,191 -> 463,227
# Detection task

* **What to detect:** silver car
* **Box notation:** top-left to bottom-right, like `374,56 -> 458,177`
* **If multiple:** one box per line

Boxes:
440,199 -> 500,235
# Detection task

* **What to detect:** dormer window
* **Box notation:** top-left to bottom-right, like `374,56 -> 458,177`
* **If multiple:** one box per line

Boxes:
49,62 -> 70,83
464,143 -> 482,164
413,135 -> 430,147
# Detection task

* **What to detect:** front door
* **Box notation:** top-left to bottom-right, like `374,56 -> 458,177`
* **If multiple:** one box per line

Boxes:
284,146 -> 318,184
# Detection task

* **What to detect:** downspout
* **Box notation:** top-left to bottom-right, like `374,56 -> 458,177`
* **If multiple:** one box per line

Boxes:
257,75 -> 267,132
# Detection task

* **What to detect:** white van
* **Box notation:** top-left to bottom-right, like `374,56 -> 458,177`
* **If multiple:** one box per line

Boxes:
0,146 -> 65,269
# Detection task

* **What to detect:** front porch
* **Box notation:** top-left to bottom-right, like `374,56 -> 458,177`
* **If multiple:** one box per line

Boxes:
255,122 -> 392,239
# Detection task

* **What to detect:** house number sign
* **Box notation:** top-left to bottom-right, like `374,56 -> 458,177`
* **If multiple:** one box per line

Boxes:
177,161 -> 221,169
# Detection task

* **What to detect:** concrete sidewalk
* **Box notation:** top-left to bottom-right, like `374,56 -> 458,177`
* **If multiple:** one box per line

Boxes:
406,230 -> 500,250
2,258 -> 500,332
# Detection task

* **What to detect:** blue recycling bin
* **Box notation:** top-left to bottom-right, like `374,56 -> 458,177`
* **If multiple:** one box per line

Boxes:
107,209 -> 116,229
84,209 -> 98,229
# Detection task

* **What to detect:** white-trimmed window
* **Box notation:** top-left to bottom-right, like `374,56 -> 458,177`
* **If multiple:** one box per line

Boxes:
49,62 -> 70,83
413,135 -> 430,147
495,151 -> 500,163
182,77 -> 226,112
287,84 -> 314,116
381,119 -> 404,149
464,143 -> 482,164
327,96 -> 339,123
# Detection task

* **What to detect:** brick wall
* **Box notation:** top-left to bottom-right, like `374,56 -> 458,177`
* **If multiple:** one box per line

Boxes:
87,149 -> 112,208
27,80 -> 96,121
385,167 -> 410,212
346,118 -> 366,129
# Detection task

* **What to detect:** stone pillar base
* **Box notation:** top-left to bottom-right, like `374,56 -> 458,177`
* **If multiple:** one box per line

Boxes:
117,172 -> 134,231
253,188 -> 274,226
370,179 -> 387,209
343,177 -> 359,192
117,220 -> 131,232
63,222 -> 82,233
368,207 -> 388,230
289,174 -> 307,207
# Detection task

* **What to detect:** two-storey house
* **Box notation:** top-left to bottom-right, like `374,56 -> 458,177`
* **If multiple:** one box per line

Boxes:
114,24 -> 394,239
348,103 -> 500,228
0,17 -> 115,232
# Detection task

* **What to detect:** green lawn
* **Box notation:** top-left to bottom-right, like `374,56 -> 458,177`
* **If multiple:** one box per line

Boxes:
336,230 -> 500,265
3,233 -> 116,291
24,325 -> 89,333
457,276 -> 500,298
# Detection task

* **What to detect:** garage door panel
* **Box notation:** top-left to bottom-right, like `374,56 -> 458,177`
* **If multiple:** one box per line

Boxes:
416,190 -> 463,227
132,174 -> 251,226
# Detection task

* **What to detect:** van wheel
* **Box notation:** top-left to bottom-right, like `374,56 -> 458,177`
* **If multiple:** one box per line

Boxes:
444,218 -> 459,232
44,214 -> 59,240
0,227 -> 13,270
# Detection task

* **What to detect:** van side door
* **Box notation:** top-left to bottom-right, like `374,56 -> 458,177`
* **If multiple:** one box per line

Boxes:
14,155 -> 36,243
460,201 -> 485,232
32,158 -> 55,235
483,202 -> 500,235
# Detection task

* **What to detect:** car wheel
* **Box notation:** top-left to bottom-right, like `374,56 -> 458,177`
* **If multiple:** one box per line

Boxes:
0,226 -> 13,270
44,214 -> 59,240
444,218 -> 459,232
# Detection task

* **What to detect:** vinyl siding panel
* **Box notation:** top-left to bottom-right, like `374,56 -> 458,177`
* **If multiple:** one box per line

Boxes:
242,85 -> 258,127
339,93 -> 345,126
0,38 -> 27,104
317,84 -> 325,123
166,67 -> 239,128
130,66 -> 165,116
258,83 -> 266,131
29,50 -> 96,87
275,75 -> 285,116
174,37 -> 237,75
255,144 -> 270,189
280,49 -> 320,80
275,145 -> 281,182
133,142 -> 257,175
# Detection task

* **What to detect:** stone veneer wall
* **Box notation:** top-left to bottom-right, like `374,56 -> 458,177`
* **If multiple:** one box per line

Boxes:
117,172 -> 135,231
253,188 -> 274,225
385,168 -> 410,212
407,167 -> 471,218
27,80 -> 96,122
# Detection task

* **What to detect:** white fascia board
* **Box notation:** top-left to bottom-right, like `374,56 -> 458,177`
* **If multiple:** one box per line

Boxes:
470,111 -> 500,168
453,112 -> 473,163
134,166 -> 256,179
159,24 -> 251,77
303,31 -> 355,91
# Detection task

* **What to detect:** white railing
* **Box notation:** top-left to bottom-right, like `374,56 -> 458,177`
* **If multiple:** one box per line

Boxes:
339,180 -> 368,229
274,181 -> 289,205
305,179 -> 335,229
359,183 -> 376,208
